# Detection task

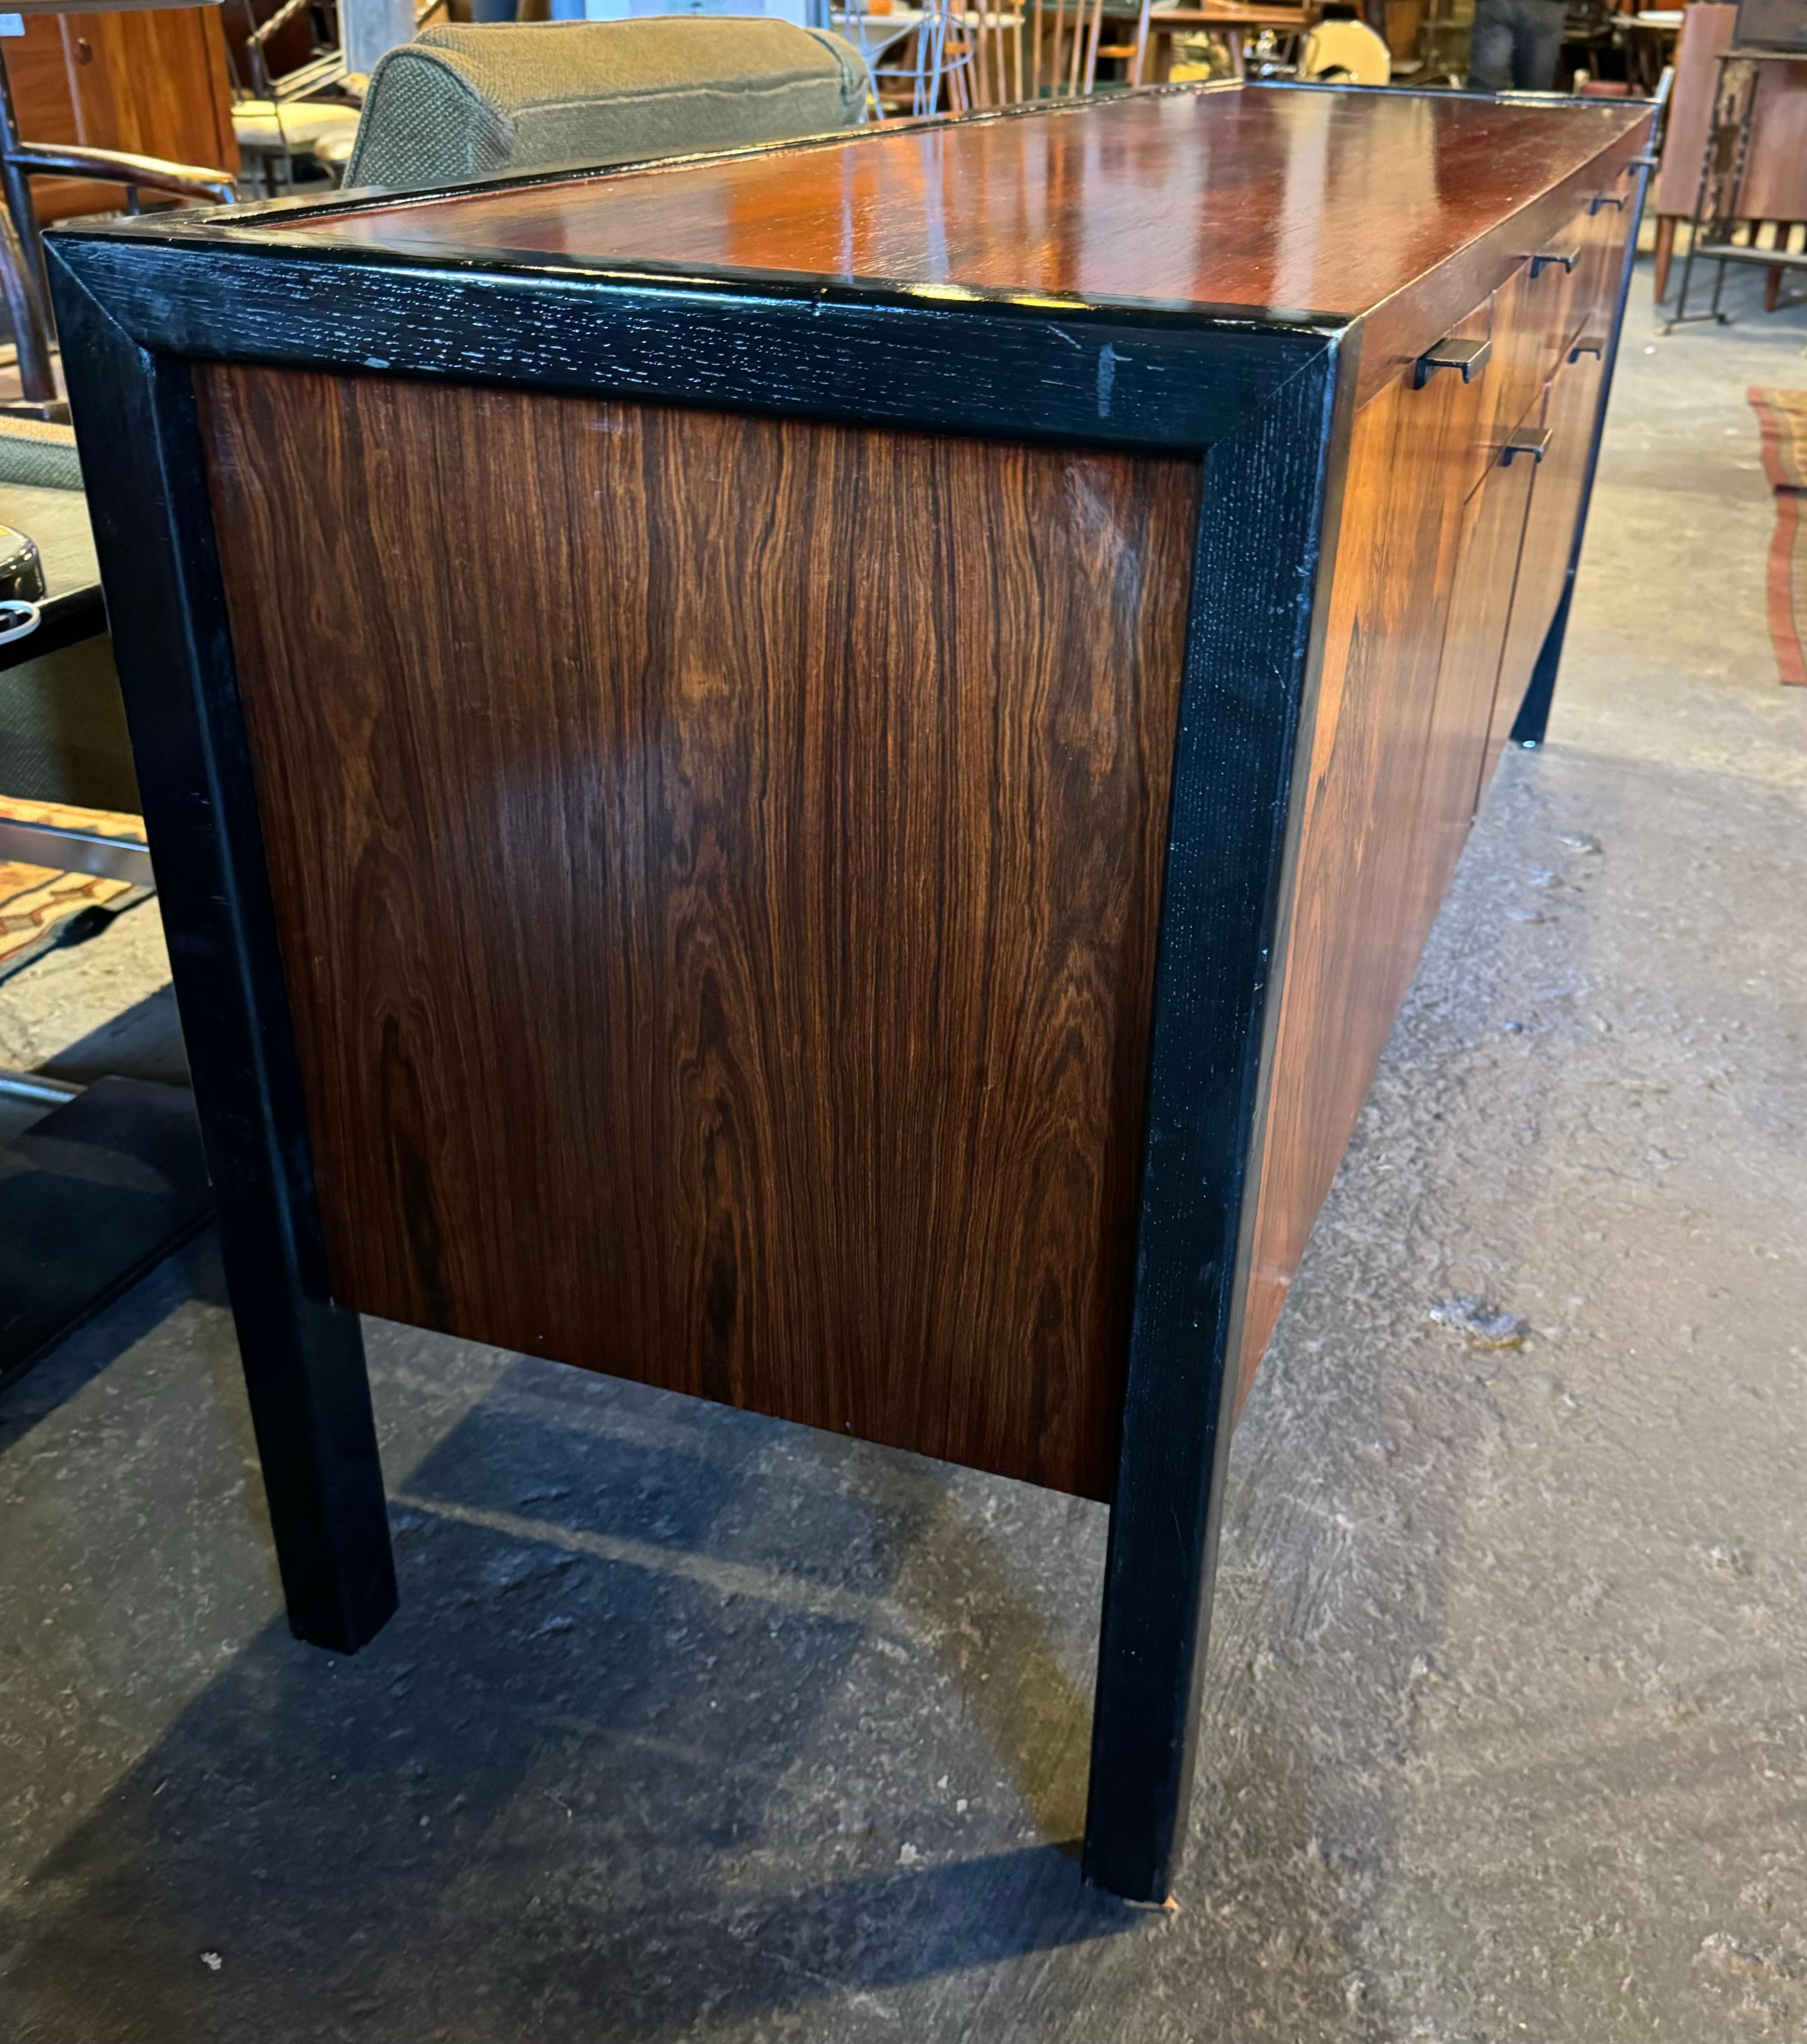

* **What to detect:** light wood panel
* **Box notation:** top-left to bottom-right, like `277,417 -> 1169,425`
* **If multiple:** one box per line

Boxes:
197,365 -> 1201,1501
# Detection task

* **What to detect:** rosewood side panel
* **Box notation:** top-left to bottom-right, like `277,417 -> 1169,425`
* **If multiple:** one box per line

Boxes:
197,365 -> 1200,1503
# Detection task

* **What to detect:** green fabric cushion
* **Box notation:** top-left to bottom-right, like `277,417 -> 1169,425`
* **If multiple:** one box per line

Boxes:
0,419 -> 81,494
345,19 -> 867,192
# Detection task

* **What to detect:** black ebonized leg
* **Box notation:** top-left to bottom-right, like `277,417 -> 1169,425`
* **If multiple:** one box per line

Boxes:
1082,354 -> 1346,1903
48,260 -> 397,1653
1508,578 -> 1573,749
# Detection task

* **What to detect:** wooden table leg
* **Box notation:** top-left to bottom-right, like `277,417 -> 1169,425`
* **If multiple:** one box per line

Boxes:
1653,213 -> 1676,302
0,51 -> 60,405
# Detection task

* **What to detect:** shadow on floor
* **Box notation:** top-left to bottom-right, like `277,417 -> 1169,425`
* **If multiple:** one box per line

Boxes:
0,1351 -> 1145,2042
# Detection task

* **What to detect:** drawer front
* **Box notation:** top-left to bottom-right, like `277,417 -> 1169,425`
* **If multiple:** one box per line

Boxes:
1487,171 -> 1631,428
1420,286 -> 1542,497
1481,347 -> 1607,791
1405,155 -> 1634,500
1565,179 -> 1636,359
1498,245 -> 1576,392
1427,447 -> 1538,881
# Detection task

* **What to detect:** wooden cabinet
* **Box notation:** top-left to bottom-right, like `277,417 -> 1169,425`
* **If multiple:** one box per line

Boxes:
5,7 -> 237,222
51,82 -> 1652,1905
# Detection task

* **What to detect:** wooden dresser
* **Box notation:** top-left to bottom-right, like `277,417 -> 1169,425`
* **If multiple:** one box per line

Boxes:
49,82 -> 1652,1902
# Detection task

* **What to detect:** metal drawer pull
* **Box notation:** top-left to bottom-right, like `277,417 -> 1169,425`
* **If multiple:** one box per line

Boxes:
1530,247 -> 1581,276
1500,427 -> 1552,465
1587,193 -> 1627,213
1569,334 -> 1606,361
1413,334 -> 1492,389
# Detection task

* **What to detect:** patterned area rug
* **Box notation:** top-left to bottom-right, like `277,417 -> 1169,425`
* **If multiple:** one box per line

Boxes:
0,796 -> 151,982
1747,387 -> 1807,688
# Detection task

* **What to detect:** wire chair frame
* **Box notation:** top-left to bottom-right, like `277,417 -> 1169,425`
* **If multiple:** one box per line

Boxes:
859,0 -> 978,116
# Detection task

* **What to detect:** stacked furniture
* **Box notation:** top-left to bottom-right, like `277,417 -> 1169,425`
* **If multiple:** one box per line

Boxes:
1652,0 -> 1807,303
50,81 -> 1651,1902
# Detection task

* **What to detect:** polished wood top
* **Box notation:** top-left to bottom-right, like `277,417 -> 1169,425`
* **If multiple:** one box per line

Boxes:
281,85 -> 1650,319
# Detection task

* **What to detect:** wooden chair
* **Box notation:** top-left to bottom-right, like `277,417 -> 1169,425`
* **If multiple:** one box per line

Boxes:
1028,0 -> 1109,98
1652,1 -> 1807,303
0,145 -> 234,411
944,7 -> 1029,109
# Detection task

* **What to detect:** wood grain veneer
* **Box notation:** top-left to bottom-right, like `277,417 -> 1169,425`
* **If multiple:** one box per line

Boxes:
196,365 -> 1200,1501
281,87 -> 1648,404
1481,350 -> 1607,798
1235,359 -> 1486,1399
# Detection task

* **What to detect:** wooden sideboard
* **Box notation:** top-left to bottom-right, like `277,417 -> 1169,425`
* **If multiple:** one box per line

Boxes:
48,82 -> 1651,1903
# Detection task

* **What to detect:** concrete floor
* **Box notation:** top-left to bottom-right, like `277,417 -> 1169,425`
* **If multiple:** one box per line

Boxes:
1,258 -> 1804,2044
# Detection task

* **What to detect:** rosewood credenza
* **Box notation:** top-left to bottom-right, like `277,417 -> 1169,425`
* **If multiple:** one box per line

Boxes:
50,81 -> 1652,1901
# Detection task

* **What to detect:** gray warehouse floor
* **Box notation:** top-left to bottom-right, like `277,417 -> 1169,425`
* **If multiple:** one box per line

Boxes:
1,259 -> 1804,2044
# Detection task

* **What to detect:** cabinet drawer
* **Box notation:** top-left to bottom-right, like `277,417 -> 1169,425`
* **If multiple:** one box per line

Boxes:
1480,346 -> 1607,794
1491,239 -> 1578,416
1564,179 -> 1635,359
1416,280 -> 1545,496
1423,444 -> 1537,898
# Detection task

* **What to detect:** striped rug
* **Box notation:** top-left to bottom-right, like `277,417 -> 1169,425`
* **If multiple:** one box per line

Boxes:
1747,387 -> 1807,688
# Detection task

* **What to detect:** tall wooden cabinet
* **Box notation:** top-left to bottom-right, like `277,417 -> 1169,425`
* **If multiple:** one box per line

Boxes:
50,82 -> 1651,1903
7,5 -> 237,222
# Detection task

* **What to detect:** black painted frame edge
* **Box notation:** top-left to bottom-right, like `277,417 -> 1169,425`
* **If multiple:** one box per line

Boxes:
46,258 -> 398,1655
1509,129 -> 1657,746
1081,336 -> 1352,1903
49,233 -> 1331,457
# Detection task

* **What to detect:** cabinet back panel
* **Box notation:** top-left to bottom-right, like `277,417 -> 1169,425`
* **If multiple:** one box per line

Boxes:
197,366 -> 1200,1499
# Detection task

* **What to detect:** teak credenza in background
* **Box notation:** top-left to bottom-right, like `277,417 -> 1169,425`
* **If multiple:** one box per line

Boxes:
50,82 -> 1652,1902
